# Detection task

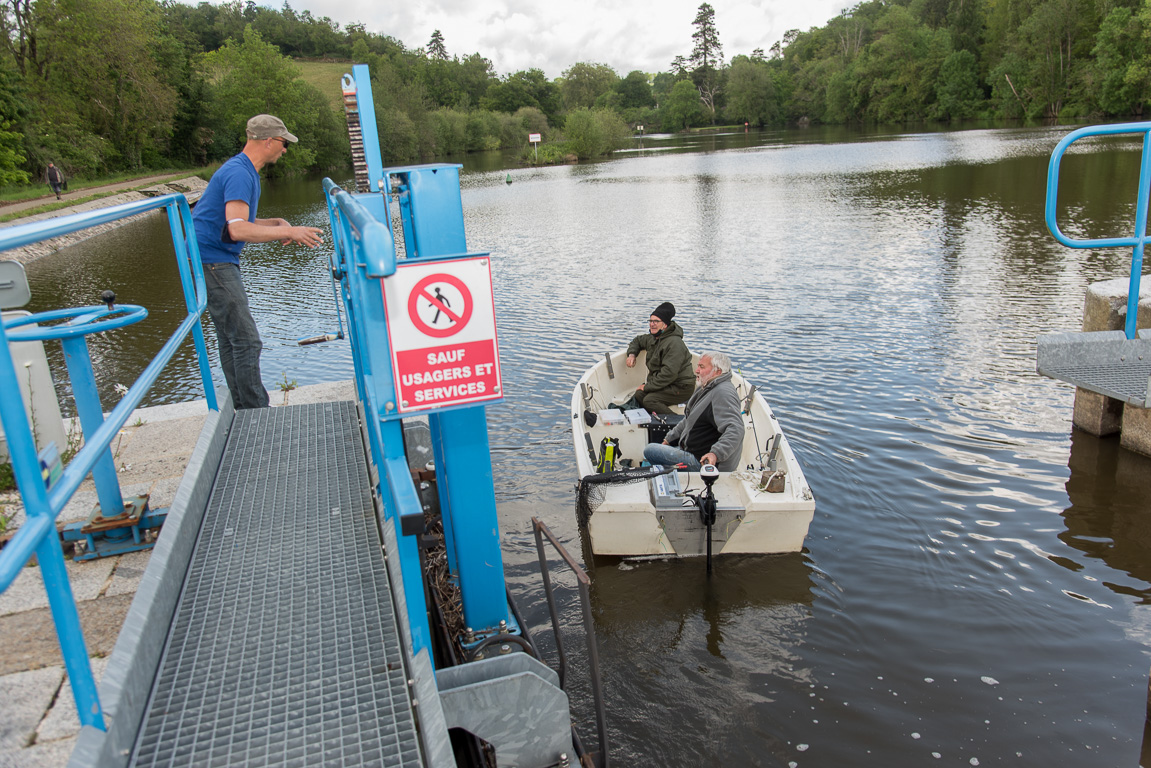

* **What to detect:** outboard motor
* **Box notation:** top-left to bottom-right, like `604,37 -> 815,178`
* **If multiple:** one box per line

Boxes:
697,464 -> 720,574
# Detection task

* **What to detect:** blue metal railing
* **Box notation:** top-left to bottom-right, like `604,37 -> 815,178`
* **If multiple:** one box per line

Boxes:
0,194 -> 216,730
323,177 -> 433,656
1046,121 -> 1151,339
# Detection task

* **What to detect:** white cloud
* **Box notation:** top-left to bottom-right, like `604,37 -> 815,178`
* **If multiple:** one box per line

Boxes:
211,0 -> 850,78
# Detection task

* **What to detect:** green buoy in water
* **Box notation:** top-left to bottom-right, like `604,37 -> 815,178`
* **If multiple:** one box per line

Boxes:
506,173 -> 512,184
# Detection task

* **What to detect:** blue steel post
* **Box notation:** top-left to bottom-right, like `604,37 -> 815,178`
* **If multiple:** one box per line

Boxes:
166,200 -> 217,411
61,335 -> 126,518
36,533 -> 105,728
1128,131 -> 1151,339
394,166 -> 511,634
426,428 -> 459,575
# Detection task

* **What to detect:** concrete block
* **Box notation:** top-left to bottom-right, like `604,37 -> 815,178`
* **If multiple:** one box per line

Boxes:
104,551 -> 150,598
1082,276 -> 1151,333
1074,276 -> 1151,432
1073,388 -> 1124,436
0,735 -> 75,767
1120,403 -> 1151,458
0,558 -> 115,617
0,666 -> 64,751
35,656 -> 107,743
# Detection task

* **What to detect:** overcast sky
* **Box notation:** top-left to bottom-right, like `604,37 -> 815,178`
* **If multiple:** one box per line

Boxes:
260,0 -> 851,79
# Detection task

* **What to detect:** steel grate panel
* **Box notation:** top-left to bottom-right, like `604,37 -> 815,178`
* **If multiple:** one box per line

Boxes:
131,401 -> 422,768
1044,362 -> 1151,404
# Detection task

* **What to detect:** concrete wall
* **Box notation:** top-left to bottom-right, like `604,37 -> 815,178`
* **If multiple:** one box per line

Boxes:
1073,276 -> 1151,456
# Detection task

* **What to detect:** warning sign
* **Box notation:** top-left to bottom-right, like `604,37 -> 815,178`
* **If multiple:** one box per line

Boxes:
408,273 -> 473,338
382,256 -> 502,413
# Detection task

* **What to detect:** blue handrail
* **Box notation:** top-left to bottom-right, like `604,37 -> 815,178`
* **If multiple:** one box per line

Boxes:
1045,121 -> 1151,339
322,177 -> 434,656
0,193 -> 216,731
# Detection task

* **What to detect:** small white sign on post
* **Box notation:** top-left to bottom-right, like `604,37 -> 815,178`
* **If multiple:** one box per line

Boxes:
529,132 -> 541,163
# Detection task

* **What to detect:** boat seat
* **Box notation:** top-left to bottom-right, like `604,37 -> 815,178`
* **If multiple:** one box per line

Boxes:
643,413 -> 684,444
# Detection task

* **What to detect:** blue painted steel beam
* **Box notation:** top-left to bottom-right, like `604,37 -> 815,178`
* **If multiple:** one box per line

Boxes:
392,165 -> 511,633
324,177 -> 435,656
351,63 -> 387,193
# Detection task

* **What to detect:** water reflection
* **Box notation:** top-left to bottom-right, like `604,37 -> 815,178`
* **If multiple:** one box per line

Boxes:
1063,430 -> 1151,605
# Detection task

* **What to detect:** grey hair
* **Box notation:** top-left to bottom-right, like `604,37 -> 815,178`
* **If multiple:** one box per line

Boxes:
700,351 -> 732,373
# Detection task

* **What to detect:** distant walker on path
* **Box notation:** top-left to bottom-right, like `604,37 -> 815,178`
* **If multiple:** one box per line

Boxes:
45,162 -> 65,200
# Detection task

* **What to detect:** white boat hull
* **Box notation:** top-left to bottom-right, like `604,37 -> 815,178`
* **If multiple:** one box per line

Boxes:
572,349 -> 816,557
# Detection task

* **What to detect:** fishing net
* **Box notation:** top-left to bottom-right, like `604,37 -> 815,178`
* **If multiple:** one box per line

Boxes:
575,464 -> 676,528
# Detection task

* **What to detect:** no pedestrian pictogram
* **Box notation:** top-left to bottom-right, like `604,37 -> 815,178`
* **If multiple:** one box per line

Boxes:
408,274 -> 473,338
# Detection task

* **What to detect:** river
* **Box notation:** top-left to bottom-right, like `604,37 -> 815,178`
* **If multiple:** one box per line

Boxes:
20,124 -> 1151,766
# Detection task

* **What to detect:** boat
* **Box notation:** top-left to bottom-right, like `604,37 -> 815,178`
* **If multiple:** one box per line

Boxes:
572,348 -> 816,557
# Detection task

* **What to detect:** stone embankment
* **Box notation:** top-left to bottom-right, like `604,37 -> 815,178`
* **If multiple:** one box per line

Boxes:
0,177 -> 208,265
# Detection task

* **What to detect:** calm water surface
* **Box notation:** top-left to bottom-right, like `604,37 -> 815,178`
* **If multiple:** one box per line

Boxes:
21,125 -> 1151,766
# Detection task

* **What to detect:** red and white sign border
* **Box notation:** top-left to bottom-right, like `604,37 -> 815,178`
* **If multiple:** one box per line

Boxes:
381,255 -> 502,414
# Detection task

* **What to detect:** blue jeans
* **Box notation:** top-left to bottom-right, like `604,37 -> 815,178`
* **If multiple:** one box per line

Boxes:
643,442 -> 701,471
204,262 -> 269,409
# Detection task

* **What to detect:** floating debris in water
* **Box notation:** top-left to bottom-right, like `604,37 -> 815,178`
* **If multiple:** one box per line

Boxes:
981,676 -> 999,686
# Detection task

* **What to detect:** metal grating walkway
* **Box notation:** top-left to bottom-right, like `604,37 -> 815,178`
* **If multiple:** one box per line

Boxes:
1037,331 -> 1151,407
131,401 -> 422,768
1040,361 -> 1151,403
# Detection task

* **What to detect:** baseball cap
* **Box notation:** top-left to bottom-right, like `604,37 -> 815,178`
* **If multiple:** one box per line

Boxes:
246,114 -> 298,143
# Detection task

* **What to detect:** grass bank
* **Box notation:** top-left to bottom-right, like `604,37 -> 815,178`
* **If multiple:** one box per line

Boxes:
0,167 -> 218,224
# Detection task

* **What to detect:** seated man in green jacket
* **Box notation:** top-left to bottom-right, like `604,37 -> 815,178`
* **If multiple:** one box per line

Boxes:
625,302 -> 695,414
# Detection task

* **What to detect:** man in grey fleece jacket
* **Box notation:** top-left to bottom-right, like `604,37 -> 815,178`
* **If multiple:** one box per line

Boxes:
642,351 -> 746,471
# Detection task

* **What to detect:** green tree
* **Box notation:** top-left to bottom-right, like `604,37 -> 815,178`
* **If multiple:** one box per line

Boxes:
991,0 -> 1092,118
689,2 -> 724,121
665,78 -> 705,129
201,26 -> 344,172
853,5 -> 945,121
480,68 -> 561,124
561,61 -> 618,110
562,107 -> 628,158
1,0 -> 43,76
691,2 -> 723,69
652,71 -> 677,104
0,59 -> 29,184
615,70 -> 655,109
1091,7 -> 1148,116
935,48 -> 982,119
725,55 -> 776,125
26,0 -> 180,170
428,29 -> 447,59
456,53 -> 495,107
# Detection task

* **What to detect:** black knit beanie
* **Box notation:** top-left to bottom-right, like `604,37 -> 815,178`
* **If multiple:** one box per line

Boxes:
651,302 -> 675,325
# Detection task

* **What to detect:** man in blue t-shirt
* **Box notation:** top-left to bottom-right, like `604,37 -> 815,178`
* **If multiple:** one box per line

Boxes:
193,114 -> 323,409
